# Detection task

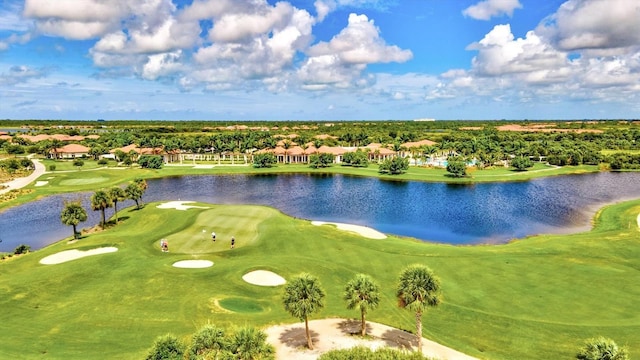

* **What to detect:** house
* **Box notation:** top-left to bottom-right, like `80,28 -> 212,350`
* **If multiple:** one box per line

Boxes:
49,144 -> 90,159
109,144 -> 180,163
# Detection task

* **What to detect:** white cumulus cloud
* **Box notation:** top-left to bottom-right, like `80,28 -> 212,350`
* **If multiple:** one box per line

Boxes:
463,0 -> 522,20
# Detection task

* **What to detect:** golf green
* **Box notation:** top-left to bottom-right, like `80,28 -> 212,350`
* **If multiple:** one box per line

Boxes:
1,200 -> 639,360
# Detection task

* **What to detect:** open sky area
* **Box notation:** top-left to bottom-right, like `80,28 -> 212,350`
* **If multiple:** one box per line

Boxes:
1,0 -> 639,121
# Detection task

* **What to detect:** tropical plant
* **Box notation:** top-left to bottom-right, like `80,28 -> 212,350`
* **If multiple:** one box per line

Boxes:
145,334 -> 186,360
60,201 -> 87,239
229,327 -> 275,360
576,337 -> 629,360
125,182 -> 144,210
378,156 -> 408,175
396,265 -> 442,353
138,155 -> 163,169
319,346 -> 430,359
445,156 -> 467,177
108,187 -> 126,223
253,153 -> 277,168
510,156 -> 534,171
13,244 -> 31,255
91,190 -> 112,229
344,274 -> 380,336
282,273 -> 326,350
187,324 -> 228,360
309,153 -> 334,168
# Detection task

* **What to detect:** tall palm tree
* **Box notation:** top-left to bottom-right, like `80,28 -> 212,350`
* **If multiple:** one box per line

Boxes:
108,187 -> 126,223
60,201 -> 87,239
282,273 -> 325,350
91,190 -> 112,229
396,265 -> 442,353
344,274 -> 380,336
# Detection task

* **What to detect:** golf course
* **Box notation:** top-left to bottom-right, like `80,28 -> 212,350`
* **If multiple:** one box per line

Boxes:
1,196 -> 639,359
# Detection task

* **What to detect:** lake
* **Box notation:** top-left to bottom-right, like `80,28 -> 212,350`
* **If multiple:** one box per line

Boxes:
1,172 -> 639,252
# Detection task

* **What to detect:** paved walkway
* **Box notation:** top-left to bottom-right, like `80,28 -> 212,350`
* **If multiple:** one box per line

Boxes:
0,157 -> 46,195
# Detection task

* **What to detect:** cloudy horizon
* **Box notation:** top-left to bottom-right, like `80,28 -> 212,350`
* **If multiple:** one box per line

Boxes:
1,0 -> 639,121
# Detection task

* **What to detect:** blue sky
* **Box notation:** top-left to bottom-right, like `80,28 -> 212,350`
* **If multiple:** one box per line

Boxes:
1,0 -> 639,121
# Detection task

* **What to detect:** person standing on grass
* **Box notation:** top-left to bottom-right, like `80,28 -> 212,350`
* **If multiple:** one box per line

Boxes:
231,236 -> 235,249
211,231 -> 216,242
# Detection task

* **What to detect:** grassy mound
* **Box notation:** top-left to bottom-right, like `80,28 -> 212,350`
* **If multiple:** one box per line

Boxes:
1,200 -> 639,359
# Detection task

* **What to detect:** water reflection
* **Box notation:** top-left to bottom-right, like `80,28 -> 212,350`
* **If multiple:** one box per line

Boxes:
1,172 -> 639,251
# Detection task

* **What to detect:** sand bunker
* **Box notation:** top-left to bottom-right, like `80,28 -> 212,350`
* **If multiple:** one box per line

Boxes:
156,201 -> 209,211
35,181 -> 48,187
637,213 -> 640,228
311,221 -> 387,239
40,247 -> 118,265
243,270 -> 286,286
172,260 -> 213,268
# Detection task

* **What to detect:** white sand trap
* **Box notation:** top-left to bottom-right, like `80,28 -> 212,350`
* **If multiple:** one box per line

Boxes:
312,221 -> 387,239
156,201 -> 209,211
173,260 -> 213,268
35,181 -> 49,187
637,213 -> 640,228
243,270 -> 286,286
193,164 -> 215,169
40,247 -> 118,265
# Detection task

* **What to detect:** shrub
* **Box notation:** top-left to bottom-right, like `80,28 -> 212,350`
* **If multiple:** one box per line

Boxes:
310,153 -> 334,168
48,164 -> 56,172
73,159 -> 84,168
253,153 -> 277,168
138,155 -> 163,169
379,156 -> 409,175
319,346 -> 431,359
576,336 -> 628,360
97,158 -> 108,165
146,334 -> 185,360
14,244 -> 31,255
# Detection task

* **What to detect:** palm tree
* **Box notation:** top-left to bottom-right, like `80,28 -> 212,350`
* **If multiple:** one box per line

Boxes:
60,201 -> 87,239
229,327 -> 274,360
188,324 -> 228,360
576,337 -> 629,360
344,274 -> 380,336
396,264 -> 442,353
282,273 -> 325,350
91,190 -> 112,229
108,187 -> 126,223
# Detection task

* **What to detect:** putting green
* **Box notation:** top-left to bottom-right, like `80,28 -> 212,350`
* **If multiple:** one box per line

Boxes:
218,297 -> 266,313
59,177 -> 109,186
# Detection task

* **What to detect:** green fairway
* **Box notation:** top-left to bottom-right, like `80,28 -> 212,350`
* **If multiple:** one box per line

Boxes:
1,200 -> 639,359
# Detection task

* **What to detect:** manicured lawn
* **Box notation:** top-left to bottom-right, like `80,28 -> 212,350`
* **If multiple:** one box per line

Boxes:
1,199 -> 639,359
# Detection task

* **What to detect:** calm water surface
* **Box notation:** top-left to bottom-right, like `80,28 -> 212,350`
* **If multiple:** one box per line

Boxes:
1,172 -> 639,251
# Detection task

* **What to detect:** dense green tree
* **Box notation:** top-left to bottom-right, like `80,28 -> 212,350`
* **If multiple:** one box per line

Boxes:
138,155 -> 163,169
396,265 -> 442,354
60,201 -> 87,239
91,190 -> 112,229
344,274 -> 380,336
73,159 -> 84,169
145,334 -> 185,360
576,337 -> 629,360
378,156 -> 409,175
510,156 -> 534,171
309,153 -> 334,168
342,150 -> 369,167
253,153 -> 277,168
283,273 -> 326,350
445,156 -> 467,177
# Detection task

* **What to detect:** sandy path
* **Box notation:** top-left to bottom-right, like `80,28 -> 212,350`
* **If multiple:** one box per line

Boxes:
311,221 -> 387,239
0,157 -> 45,195
40,247 -> 118,265
265,318 -> 478,360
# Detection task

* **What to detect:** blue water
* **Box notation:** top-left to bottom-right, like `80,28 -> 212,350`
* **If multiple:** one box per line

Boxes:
1,172 -> 639,251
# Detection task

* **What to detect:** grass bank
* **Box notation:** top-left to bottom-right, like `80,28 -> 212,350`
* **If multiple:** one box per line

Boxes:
1,200 -> 639,359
